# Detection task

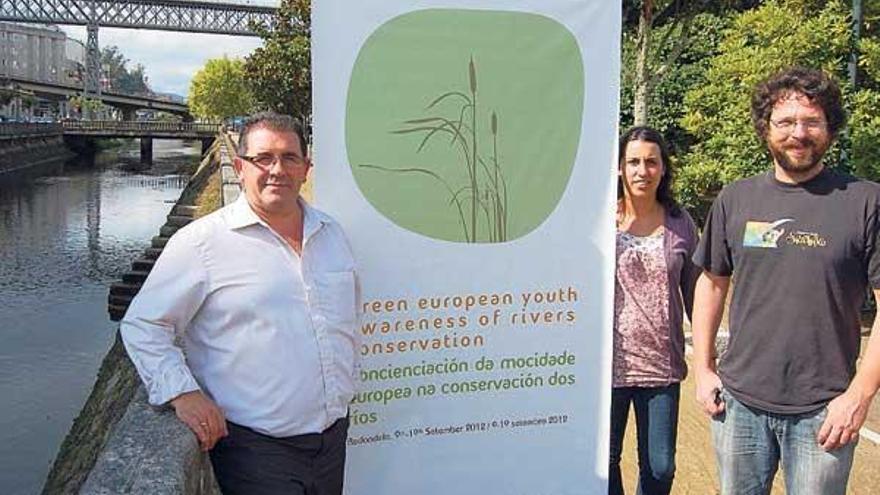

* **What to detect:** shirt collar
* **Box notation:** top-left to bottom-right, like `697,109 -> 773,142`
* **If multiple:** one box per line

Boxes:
227,194 -> 329,240
301,199 -> 328,241
227,194 -> 263,229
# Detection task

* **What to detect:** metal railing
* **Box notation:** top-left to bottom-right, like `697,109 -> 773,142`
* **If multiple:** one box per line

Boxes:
0,122 -> 63,137
62,120 -> 222,135
0,120 -> 223,138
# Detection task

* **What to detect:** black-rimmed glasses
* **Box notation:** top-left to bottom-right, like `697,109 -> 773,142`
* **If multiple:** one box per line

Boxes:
238,153 -> 308,170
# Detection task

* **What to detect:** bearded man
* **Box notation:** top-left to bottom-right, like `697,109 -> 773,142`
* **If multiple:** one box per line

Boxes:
691,67 -> 880,495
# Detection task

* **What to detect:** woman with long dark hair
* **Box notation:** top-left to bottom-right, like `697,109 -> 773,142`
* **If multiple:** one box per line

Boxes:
609,126 -> 699,495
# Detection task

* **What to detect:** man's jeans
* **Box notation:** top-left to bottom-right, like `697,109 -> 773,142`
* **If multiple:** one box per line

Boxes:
609,383 -> 680,495
711,389 -> 856,495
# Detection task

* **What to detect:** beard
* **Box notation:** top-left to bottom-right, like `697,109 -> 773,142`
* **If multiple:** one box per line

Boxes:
768,137 -> 830,175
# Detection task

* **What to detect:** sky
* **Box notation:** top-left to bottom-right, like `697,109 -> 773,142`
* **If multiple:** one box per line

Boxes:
58,1 -> 280,97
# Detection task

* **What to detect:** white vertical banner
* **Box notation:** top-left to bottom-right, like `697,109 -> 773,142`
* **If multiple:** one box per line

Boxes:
314,1 -> 620,493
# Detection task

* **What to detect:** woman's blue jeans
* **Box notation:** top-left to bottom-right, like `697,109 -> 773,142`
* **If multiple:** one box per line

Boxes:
609,383 -> 680,495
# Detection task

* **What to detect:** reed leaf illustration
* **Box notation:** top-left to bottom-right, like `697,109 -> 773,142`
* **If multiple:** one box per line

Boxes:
359,163 -> 471,242
468,56 -> 479,241
360,57 -> 510,243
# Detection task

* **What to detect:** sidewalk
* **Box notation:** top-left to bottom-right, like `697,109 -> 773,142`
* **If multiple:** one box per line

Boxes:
862,334 -> 880,435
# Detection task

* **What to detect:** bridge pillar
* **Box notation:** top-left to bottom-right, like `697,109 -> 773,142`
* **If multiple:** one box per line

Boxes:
85,22 -> 101,98
201,138 -> 214,157
140,137 -> 153,165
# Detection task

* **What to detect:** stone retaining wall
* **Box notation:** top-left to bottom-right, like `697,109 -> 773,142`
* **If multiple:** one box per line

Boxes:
78,388 -> 218,495
42,135 -> 235,495
0,134 -> 73,180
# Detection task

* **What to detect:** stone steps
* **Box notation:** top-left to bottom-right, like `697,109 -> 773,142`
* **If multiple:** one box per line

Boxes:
172,204 -> 198,217
143,247 -> 163,260
122,270 -> 151,284
131,259 -> 155,272
158,224 -> 179,238
107,304 -> 129,322
109,282 -> 141,297
108,292 -> 134,307
165,215 -> 192,228
107,202 -> 197,322
151,236 -> 169,248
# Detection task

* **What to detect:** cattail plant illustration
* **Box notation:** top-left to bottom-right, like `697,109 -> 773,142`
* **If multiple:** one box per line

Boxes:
359,56 -> 510,243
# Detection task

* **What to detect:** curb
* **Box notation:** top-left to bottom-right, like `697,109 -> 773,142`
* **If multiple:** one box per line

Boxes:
860,427 -> 880,445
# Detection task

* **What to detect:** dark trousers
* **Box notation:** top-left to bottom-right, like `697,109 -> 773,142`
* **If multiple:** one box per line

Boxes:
210,417 -> 349,495
609,384 -> 680,495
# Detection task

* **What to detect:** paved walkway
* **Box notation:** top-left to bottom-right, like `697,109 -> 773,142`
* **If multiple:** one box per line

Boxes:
861,335 -> 880,436
619,354 -> 880,494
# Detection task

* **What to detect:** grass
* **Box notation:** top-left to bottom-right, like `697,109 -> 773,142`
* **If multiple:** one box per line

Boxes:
195,167 -> 221,218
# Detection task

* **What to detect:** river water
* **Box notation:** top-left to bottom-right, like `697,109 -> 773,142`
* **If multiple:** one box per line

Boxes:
0,140 -> 199,494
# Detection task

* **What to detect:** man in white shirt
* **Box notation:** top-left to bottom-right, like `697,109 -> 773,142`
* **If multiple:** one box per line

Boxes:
121,112 -> 359,495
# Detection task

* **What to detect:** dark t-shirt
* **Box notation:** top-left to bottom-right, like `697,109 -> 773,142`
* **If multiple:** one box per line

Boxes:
693,168 -> 880,414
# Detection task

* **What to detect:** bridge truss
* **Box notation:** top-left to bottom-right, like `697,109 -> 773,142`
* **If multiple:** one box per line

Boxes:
0,1 -> 275,35
0,0 -> 276,97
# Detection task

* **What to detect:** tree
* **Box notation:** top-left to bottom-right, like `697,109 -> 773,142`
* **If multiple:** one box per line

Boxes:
620,11 -> 732,152
676,0 -> 880,218
621,0 -> 761,125
117,63 -> 149,95
244,0 -> 311,120
67,94 -> 106,117
188,57 -> 255,120
100,46 -> 150,95
632,0 -> 655,125
0,87 -> 16,107
851,0 -> 880,177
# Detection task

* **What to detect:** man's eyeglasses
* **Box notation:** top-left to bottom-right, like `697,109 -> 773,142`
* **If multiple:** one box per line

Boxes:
769,118 -> 827,134
238,153 -> 308,170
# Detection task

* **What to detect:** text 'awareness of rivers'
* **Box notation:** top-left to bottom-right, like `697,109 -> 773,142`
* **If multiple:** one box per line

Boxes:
349,286 -> 585,434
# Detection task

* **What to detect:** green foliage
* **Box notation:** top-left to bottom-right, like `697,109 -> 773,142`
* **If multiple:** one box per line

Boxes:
676,0 -> 878,218
861,37 -> 880,83
100,46 -> 151,95
20,93 -> 36,109
850,90 -> 880,178
621,0 -> 762,30
67,94 -> 106,113
620,12 -> 732,153
0,87 -> 15,107
244,0 -> 311,119
188,57 -> 255,120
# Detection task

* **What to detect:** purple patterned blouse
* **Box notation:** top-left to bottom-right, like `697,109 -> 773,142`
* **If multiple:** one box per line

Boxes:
613,210 -> 700,388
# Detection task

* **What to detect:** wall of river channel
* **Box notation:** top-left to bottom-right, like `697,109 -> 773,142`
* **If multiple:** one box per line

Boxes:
0,139 -> 200,494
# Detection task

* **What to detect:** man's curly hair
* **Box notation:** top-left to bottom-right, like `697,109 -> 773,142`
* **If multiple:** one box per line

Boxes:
751,67 -> 845,141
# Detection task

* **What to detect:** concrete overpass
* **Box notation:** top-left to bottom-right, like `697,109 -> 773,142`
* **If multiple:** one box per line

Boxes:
3,76 -> 190,118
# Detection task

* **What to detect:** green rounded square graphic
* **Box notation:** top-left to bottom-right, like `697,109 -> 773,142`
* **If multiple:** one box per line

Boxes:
346,9 -> 584,243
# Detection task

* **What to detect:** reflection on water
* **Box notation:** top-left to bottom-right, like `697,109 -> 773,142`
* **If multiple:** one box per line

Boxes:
0,140 -> 197,495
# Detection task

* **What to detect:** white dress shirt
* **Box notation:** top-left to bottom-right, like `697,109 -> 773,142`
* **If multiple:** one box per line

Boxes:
120,196 -> 359,437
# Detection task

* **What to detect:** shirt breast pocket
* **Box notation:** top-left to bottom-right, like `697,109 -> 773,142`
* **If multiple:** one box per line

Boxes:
312,270 -> 357,328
